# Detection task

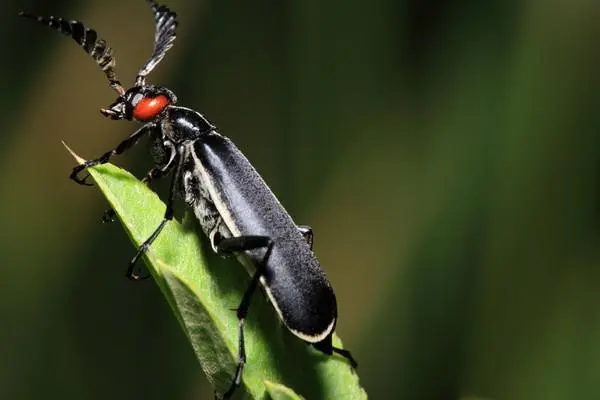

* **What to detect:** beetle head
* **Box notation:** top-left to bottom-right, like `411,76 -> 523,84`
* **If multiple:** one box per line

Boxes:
101,85 -> 177,121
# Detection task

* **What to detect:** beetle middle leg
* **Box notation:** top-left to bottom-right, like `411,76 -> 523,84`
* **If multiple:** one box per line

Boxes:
125,149 -> 181,280
213,235 -> 274,400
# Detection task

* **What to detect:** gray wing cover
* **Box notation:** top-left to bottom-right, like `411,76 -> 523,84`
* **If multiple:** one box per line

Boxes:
193,134 -> 336,338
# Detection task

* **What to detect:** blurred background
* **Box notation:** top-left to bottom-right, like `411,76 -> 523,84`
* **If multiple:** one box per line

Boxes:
2,0 -> 600,399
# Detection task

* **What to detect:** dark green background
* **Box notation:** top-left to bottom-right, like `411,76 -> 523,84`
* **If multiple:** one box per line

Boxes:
2,0 -> 600,399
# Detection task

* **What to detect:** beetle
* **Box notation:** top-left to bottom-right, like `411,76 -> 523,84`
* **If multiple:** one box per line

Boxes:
20,1 -> 357,398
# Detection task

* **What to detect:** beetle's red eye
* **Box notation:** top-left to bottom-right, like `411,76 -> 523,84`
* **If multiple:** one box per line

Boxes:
133,95 -> 170,121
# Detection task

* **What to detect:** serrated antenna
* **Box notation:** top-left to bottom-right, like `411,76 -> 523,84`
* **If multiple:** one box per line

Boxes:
19,11 -> 125,96
135,0 -> 178,87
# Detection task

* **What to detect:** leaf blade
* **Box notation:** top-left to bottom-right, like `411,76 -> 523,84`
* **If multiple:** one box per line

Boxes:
264,380 -> 305,400
74,153 -> 365,399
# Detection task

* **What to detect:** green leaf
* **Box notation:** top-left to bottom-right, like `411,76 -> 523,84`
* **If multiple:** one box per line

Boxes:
68,147 -> 367,399
264,380 -> 305,400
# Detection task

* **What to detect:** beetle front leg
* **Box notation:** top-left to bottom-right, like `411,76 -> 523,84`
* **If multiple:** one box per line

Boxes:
70,124 -> 153,185
213,235 -> 274,400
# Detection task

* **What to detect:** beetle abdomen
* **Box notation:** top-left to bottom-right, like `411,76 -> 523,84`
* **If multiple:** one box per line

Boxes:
258,243 -> 337,343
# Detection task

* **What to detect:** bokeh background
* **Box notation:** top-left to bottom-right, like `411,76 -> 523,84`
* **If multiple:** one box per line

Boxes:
2,0 -> 600,399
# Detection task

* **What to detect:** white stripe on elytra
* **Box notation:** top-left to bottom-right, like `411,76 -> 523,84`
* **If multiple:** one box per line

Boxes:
260,275 -> 335,343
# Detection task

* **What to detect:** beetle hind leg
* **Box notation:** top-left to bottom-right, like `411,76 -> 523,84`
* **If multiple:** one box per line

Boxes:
332,347 -> 358,369
313,334 -> 358,369
214,235 -> 274,400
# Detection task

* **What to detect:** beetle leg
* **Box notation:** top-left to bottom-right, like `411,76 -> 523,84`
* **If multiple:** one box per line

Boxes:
125,149 -> 181,280
70,124 -> 154,185
213,235 -> 274,400
214,235 -> 272,255
312,333 -> 358,369
333,347 -> 358,369
297,225 -> 313,249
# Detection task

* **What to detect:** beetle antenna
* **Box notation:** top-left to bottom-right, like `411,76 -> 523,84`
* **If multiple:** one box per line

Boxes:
135,0 -> 178,87
18,11 -> 125,96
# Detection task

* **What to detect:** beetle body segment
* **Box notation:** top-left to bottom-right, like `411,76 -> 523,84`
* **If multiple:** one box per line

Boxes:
189,133 -> 338,342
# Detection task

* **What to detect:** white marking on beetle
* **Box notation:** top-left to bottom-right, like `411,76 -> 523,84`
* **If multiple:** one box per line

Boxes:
259,276 -> 335,343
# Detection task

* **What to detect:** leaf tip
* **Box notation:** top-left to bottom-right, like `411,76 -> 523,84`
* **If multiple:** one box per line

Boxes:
62,140 -> 86,164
